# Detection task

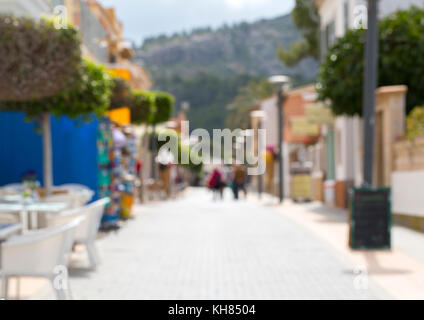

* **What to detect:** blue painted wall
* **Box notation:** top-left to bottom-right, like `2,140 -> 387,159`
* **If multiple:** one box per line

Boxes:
0,112 -> 99,200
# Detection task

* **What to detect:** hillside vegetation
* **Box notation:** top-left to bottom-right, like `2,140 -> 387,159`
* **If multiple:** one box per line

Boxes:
134,14 -> 318,131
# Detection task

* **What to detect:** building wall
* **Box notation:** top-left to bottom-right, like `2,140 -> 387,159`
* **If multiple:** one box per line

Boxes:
284,85 -> 319,144
353,116 -> 363,186
334,116 -> 355,182
392,170 -> 424,217
379,0 -> 424,17
260,96 -> 278,149
79,0 -> 108,63
0,0 -> 51,18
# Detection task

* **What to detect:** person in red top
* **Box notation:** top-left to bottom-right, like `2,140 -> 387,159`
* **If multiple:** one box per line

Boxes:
208,167 -> 224,201
136,160 -> 142,177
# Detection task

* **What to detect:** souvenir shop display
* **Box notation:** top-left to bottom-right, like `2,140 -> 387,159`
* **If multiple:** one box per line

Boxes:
97,118 -> 120,229
110,124 -> 137,220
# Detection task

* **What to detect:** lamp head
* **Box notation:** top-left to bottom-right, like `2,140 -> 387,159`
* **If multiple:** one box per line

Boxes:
268,75 -> 291,91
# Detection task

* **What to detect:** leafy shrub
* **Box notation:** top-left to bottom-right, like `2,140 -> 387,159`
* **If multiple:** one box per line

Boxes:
1,59 -> 113,119
317,6 -> 424,116
131,90 -> 153,124
406,107 -> 424,140
150,91 -> 175,125
0,15 -> 81,101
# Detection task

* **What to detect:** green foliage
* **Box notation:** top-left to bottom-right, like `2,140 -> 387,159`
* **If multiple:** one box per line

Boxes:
317,6 -> 424,116
277,0 -> 319,66
155,73 -> 256,132
226,79 -> 275,129
150,91 -> 175,125
110,77 -> 132,110
317,29 -> 365,116
110,79 -> 173,125
0,15 -> 81,101
131,90 -> 153,124
406,107 -> 424,140
1,59 -> 113,119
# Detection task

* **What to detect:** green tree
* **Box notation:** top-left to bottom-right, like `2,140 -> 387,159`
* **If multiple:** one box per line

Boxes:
277,0 -> 319,67
1,59 -> 113,193
226,79 -> 275,129
317,6 -> 424,117
150,91 -> 175,125
0,15 -> 81,101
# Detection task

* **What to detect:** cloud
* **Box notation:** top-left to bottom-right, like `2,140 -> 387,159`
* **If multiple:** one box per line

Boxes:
97,0 -> 294,43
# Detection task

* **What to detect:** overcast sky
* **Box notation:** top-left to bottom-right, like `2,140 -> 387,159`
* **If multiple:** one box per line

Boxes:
98,0 -> 294,44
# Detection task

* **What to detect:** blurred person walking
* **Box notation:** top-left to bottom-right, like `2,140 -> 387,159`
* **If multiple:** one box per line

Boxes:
232,165 -> 247,200
207,167 -> 224,201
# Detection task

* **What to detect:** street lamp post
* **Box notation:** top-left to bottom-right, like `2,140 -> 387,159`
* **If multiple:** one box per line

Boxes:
362,0 -> 379,186
269,75 -> 291,203
251,110 -> 266,199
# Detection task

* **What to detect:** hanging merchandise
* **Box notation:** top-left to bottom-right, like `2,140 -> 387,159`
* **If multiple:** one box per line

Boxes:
97,117 -> 120,229
120,128 -> 137,219
109,124 -> 137,220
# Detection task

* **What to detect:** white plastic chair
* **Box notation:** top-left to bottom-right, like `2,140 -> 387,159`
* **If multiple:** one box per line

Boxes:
0,217 -> 84,300
46,198 -> 110,270
0,213 -> 19,224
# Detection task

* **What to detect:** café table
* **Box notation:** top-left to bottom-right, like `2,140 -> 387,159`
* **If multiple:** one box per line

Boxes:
0,202 -> 68,232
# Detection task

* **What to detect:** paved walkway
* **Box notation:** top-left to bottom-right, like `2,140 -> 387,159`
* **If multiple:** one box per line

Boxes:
35,188 -> 382,300
271,198 -> 424,299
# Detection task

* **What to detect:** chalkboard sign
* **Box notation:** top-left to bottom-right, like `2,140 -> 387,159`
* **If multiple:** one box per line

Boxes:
349,187 -> 391,250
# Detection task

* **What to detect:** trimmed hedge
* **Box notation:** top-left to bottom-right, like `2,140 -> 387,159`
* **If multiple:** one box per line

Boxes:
0,15 -> 81,102
150,91 -> 175,125
131,90 -> 153,124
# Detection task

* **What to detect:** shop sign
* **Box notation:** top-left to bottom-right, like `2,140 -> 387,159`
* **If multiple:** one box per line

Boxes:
305,103 -> 335,125
108,68 -> 131,81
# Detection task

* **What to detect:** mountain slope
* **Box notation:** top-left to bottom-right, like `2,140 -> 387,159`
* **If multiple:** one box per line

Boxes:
134,14 -> 318,131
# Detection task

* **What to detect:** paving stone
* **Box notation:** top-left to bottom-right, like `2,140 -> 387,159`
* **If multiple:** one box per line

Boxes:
36,188 -> 380,300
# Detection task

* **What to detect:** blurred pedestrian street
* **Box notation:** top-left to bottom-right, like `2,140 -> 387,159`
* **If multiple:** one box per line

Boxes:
21,188 -> 421,300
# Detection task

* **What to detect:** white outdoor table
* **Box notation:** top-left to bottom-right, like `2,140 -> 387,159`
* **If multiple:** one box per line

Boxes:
0,202 -> 68,232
